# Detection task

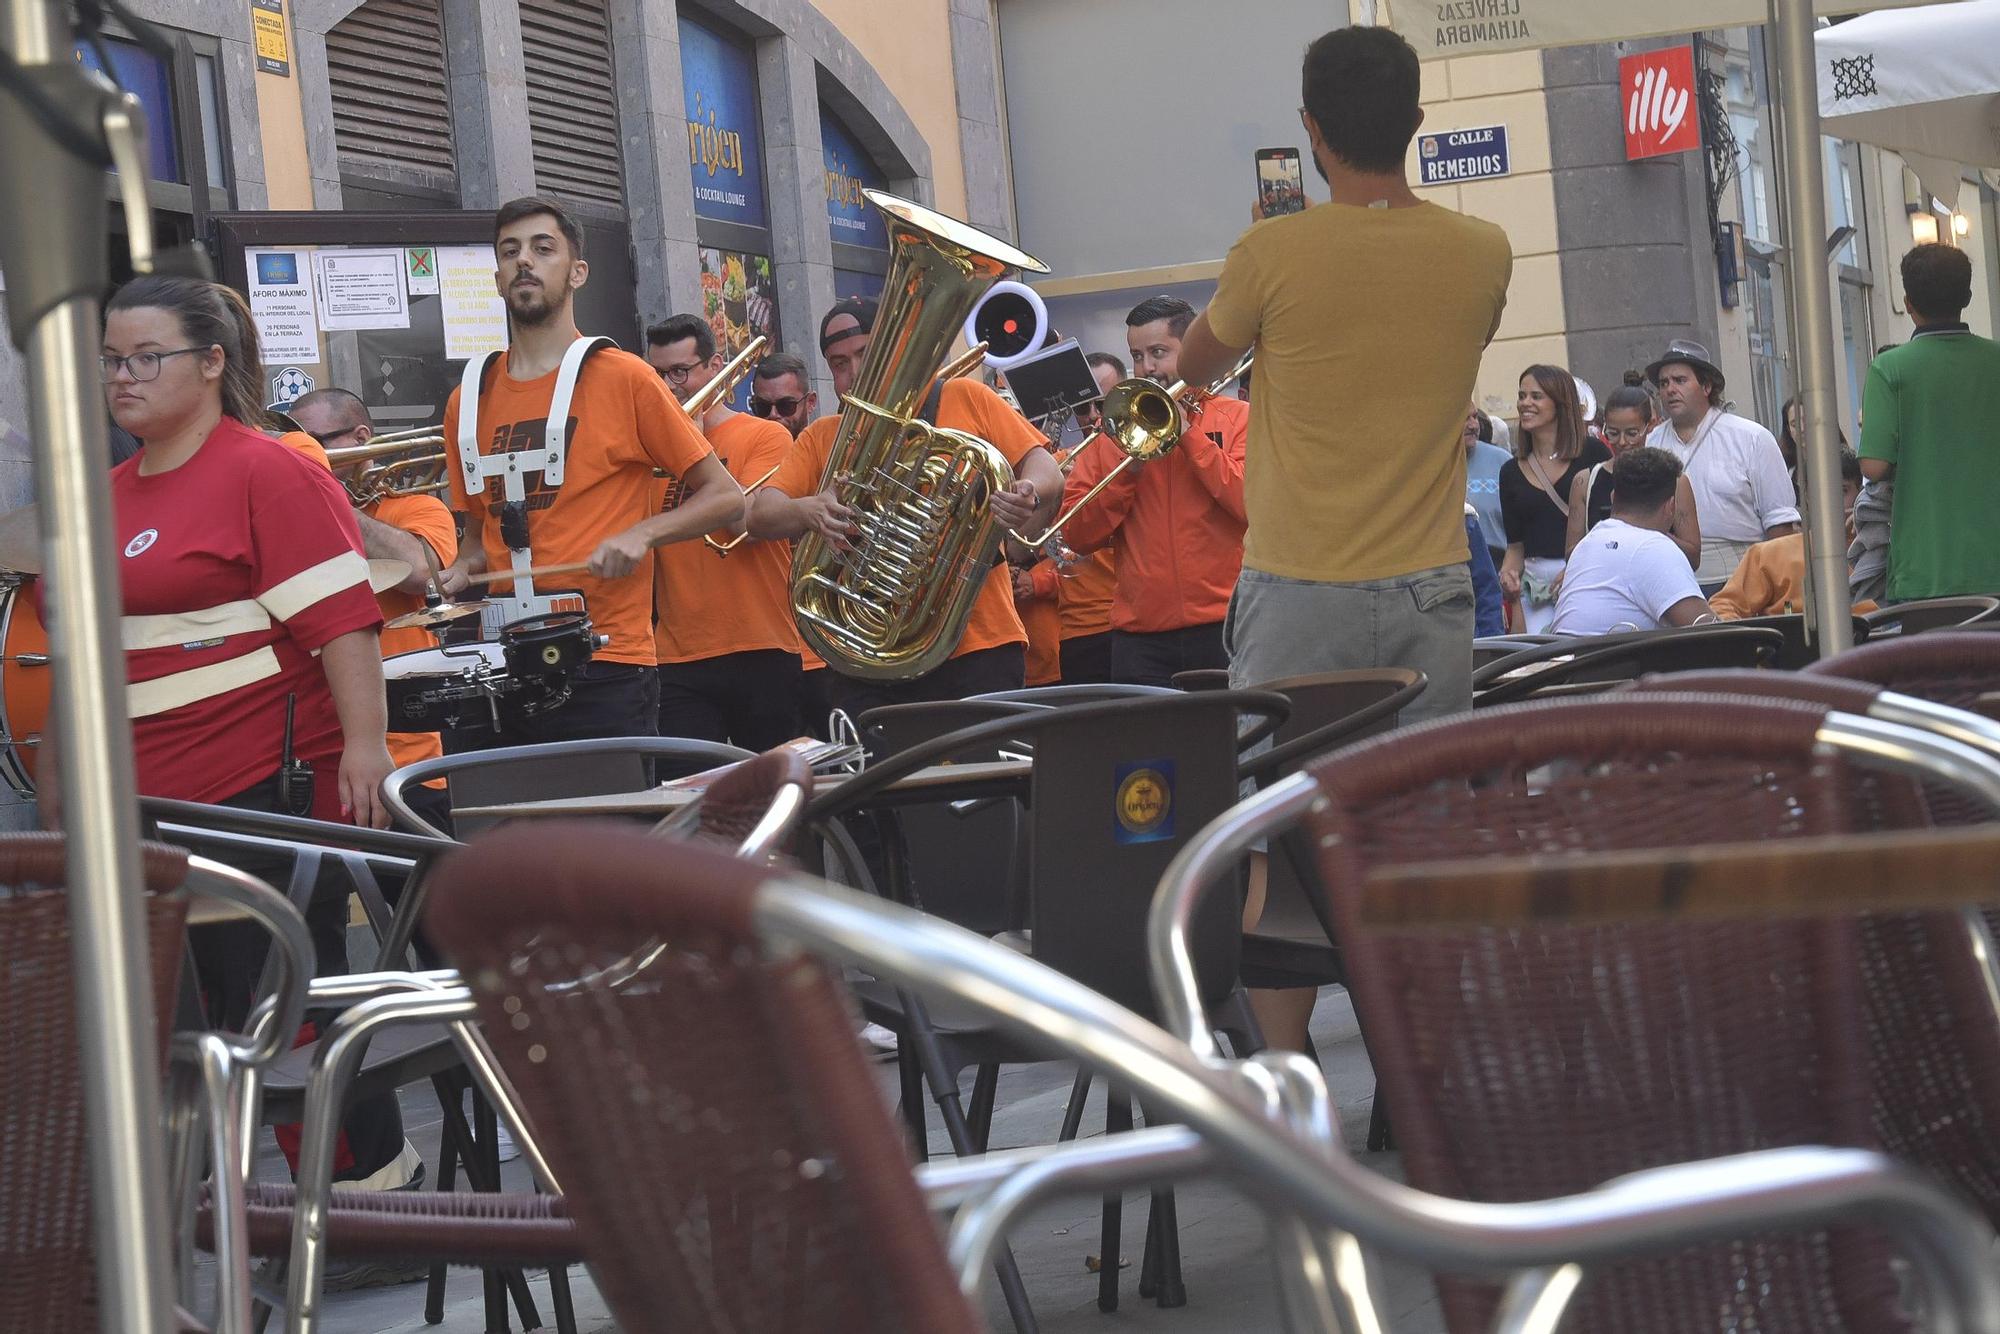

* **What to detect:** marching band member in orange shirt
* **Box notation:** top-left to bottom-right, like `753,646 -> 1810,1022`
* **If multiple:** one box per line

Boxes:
1060,298 -> 1248,686
644,316 -> 806,751
746,297 -> 1062,715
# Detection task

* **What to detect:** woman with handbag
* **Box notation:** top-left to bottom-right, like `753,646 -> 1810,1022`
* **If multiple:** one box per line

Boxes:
1497,365 -> 1609,632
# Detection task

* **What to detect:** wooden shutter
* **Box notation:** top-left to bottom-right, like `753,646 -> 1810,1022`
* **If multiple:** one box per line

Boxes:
520,0 -> 625,212
326,0 -> 455,186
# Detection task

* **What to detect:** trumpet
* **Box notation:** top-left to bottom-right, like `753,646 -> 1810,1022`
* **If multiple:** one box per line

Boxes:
703,342 -> 988,556
325,426 -> 449,507
1010,351 -> 1253,551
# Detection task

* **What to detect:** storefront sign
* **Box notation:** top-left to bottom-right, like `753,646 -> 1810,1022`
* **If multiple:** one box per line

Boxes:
679,17 -> 767,229
1621,47 -> 1701,160
1417,125 -> 1511,185
251,0 -> 290,78
820,109 -> 888,251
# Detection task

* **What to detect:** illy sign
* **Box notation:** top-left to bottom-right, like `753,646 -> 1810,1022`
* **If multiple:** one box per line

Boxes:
1620,47 -> 1700,161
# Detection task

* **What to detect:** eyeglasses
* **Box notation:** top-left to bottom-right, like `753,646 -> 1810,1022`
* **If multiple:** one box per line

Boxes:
308,426 -> 364,447
1599,426 -> 1650,443
749,395 -> 804,418
658,364 -> 702,386
99,346 -> 210,383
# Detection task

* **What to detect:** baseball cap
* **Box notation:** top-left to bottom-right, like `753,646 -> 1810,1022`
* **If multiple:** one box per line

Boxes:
819,297 -> 878,353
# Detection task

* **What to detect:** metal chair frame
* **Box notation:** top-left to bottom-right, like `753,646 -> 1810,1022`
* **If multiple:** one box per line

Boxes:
1146,705 -> 2000,1331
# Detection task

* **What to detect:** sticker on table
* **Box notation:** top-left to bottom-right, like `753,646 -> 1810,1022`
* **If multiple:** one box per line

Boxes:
1113,759 -> 1175,846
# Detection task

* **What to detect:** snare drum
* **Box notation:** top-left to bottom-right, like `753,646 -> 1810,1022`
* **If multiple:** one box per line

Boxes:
382,642 -> 506,733
0,576 -> 48,796
500,611 -> 595,679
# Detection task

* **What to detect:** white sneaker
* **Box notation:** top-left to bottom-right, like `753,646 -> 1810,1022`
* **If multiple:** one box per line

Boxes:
859,1022 -> 899,1057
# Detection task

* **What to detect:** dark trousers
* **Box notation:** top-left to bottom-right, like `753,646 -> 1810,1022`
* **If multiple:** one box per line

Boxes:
1059,630 -> 1113,685
1111,622 -> 1227,687
189,770 -> 405,1181
826,643 -> 1027,718
454,660 -> 660,751
799,668 -> 833,741
657,649 -> 803,753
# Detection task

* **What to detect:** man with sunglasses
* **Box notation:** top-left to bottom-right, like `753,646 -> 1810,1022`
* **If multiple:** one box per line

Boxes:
644,315 -> 805,750
747,352 -> 817,438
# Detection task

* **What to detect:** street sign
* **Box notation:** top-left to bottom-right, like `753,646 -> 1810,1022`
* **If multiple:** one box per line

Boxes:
1417,125 -> 1511,185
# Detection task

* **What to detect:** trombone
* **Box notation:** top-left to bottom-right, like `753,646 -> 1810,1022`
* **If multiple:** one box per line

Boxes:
325,426 -> 449,507
703,341 -> 989,555
1010,351 -> 1253,552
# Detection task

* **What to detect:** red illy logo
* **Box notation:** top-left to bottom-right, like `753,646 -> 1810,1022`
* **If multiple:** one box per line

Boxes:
1620,47 -> 1700,161
124,529 -> 159,558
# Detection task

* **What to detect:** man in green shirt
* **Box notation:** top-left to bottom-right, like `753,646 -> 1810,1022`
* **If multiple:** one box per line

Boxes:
1858,243 -> 2000,601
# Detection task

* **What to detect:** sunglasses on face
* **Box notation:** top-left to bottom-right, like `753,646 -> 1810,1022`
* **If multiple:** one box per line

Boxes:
749,395 -> 805,418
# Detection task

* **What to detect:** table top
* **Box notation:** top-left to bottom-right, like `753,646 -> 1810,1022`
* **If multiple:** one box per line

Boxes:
451,757 -> 1032,820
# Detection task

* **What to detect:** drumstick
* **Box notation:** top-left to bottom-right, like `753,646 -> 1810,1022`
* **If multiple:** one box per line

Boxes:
466,561 -> 594,588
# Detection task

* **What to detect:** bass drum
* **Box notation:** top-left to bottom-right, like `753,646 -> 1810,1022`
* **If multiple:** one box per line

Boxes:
0,575 -> 49,796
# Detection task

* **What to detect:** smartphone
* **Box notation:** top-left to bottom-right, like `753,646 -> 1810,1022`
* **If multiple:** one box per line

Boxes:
1255,147 -> 1306,217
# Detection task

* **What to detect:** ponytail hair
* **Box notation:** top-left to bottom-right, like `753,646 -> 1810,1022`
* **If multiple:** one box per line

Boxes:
107,275 -> 272,430
1602,368 -> 1659,423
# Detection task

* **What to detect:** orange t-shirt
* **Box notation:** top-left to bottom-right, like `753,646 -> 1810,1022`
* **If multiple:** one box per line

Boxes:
654,413 -> 802,663
278,430 -> 332,471
1029,443 -> 1118,641
444,346 -> 714,666
369,493 -> 458,774
1018,569 -> 1061,684
768,378 -> 1045,665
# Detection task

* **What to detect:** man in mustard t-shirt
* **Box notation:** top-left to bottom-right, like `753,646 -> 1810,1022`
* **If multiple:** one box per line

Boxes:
1176,25 -> 1512,725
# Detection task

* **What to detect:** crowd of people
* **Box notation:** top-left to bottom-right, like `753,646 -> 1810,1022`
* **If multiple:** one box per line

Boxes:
4,20 -> 2000,1211
1468,233 -> 1998,638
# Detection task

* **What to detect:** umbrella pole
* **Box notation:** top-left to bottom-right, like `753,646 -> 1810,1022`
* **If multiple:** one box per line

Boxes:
1,2 -> 173,1329
1770,0 -> 1855,656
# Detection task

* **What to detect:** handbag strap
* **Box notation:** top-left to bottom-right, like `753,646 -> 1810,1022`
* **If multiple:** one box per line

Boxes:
1524,453 -> 1571,519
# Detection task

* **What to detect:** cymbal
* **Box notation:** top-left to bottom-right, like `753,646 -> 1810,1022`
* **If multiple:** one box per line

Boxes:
384,599 -> 487,631
368,558 -> 412,593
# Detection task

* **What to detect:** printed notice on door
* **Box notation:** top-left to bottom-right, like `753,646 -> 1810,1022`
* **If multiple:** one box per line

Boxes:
245,248 -> 321,364
313,249 -> 410,331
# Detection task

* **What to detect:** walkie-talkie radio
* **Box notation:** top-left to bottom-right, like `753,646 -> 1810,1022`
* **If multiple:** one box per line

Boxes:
279,693 -> 314,817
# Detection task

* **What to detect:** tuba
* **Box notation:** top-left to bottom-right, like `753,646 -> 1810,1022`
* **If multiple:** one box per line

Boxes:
791,191 -> 1048,681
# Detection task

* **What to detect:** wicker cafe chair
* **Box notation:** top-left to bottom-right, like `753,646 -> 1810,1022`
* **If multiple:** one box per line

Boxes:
646,745 -> 817,854
1303,696 -> 1969,1333
1471,624 -> 1784,707
264,744 -> 817,1334
428,824 -> 2000,1334
429,826 -> 984,1334
1625,668 -> 2000,1234
1859,595 -> 2000,638
0,833 -> 313,1334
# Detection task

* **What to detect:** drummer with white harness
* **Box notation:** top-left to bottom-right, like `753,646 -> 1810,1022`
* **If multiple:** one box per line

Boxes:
437,195 -> 741,743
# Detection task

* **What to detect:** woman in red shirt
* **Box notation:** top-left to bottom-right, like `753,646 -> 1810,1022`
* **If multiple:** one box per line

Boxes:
0,276 -> 414,1189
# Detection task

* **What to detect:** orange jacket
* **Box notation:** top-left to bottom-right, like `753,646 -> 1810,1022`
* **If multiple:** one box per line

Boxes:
1059,395 -> 1247,633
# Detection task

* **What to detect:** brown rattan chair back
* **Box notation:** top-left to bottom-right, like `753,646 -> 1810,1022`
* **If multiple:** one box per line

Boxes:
427,823 -> 979,1334
0,835 -> 191,1333
1807,631 -> 2000,830
1304,698 -> 1912,1333
689,746 -> 814,852
1624,668 -> 2000,1237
